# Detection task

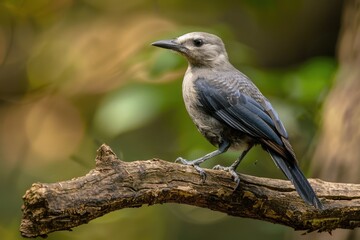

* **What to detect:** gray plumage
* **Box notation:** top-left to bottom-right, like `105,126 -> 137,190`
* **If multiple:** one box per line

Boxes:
152,32 -> 323,209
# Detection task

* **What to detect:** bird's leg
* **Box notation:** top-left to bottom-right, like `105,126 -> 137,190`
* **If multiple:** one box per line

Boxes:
213,145 -> 253,189
175,141 -> 230,182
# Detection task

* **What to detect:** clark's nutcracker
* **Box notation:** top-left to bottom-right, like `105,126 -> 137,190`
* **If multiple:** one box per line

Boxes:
152,32 -> 323,209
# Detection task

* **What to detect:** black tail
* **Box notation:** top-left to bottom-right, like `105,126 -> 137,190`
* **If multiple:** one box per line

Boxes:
268,151 -> 323,209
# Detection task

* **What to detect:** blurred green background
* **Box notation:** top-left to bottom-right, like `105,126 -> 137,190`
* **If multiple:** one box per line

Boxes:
0,0 -> 343,239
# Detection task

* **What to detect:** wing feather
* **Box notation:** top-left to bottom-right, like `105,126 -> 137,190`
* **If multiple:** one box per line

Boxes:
195,78 -> 290,157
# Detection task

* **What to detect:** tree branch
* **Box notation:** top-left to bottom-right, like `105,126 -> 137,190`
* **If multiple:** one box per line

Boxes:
20,144 -> 360,238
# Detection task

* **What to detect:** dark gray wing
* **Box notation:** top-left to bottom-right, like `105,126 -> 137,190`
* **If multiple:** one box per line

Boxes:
194,77 -> 291,158
194,78 -> 322,208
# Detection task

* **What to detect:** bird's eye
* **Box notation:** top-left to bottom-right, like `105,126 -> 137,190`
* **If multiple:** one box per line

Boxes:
193,39 -> 204,47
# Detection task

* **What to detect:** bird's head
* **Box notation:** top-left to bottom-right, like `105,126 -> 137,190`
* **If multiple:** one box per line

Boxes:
152,32 -> 230,68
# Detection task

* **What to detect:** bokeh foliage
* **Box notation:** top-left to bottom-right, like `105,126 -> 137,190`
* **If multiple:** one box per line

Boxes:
0,0 -> 341,239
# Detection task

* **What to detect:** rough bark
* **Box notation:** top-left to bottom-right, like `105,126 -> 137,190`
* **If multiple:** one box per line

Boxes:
20,144 -> 360,238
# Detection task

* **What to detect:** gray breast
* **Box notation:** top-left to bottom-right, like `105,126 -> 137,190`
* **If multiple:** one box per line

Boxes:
181,68 -> 255,150
181,69 -> 223,146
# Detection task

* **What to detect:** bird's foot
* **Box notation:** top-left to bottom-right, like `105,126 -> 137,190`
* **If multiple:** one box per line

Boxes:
175,157 -> 207,182
213,165 -> 240,190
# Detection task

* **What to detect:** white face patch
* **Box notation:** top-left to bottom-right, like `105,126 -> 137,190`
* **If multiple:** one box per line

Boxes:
177,32 -> 206,44
177,32 -> 222,46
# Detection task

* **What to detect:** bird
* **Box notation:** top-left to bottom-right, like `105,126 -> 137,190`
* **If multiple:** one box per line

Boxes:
152,32 -> 323,209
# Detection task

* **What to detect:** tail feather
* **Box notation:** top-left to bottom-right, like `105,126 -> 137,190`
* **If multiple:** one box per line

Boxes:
268,151 -> 323,209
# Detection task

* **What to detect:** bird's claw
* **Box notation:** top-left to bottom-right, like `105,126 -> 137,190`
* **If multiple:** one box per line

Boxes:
175,157 -> 188,164
193,165 -> 207,182
213,165 -> 240,190
175,157 -> 207,182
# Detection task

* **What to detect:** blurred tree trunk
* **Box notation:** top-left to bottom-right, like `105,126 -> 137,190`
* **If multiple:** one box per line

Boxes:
296,0 -> 360,239
312,0 -> 360,184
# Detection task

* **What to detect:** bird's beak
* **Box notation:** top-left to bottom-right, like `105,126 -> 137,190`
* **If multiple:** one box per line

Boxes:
151,39 -> 185,52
